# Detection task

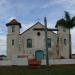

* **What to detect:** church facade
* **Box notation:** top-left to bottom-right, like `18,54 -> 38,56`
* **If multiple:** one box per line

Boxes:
6,19 -> 70,60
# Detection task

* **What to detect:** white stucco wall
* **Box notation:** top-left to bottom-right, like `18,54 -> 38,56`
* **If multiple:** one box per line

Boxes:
20,23 -> 58,59
7,25 -> 20,59
7,22 -> 70,61
57,26 -> 70,58
41,59 -> 75,65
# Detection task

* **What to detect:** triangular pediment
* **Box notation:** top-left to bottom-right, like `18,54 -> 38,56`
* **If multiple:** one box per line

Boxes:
21,22 -> 45,35
20,21 -> 56,35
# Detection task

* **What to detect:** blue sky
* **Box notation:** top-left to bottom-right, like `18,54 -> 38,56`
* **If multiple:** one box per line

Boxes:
0,0 -> 75,55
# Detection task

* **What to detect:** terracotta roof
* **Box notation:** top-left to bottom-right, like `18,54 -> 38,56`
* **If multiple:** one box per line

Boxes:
6,19 -> 21,28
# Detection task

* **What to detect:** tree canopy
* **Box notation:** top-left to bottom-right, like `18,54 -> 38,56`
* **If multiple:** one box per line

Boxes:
55,11 -> 75,29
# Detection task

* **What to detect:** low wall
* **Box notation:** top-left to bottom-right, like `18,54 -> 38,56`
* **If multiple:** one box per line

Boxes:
16,58 -> 28,66
0,60 -> 12,66
41,59 -> 75,65
0,59 -> 75,66
0,58 -> 28,66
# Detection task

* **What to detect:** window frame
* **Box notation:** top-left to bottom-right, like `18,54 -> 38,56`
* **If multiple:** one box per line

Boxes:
47,38 -> 51,48
12,26 -> 15,32
63,28 -> 66,32
64,39 -> 66,45
27,39 -> 32,48
12,40 -> 14,46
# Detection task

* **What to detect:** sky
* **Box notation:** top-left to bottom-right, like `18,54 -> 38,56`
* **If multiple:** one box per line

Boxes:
0,0 -> 75,55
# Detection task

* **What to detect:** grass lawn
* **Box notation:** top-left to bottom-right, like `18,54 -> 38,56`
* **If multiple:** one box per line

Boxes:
0,65 -> 75,75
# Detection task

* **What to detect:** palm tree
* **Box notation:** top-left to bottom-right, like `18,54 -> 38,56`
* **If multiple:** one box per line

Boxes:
56,11 -> 75,58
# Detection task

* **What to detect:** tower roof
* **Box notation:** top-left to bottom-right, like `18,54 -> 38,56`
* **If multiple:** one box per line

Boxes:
55,18 -> 66,27
6,19 -> 21,28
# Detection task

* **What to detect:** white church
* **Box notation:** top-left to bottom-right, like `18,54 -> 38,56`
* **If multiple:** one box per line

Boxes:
6,18 -> 70,62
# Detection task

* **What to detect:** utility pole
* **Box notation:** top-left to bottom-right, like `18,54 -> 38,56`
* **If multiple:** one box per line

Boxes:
44,17 -> 49,68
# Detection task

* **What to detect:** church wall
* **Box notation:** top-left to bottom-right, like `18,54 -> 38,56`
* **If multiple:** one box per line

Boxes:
47,31 -> 58,58
57,26 -> 70,58
7,25 -> 20,35
6,20 -> 71,61
20,24 -> 58,59
7,25 -> 20,59
7,34 -> 20,59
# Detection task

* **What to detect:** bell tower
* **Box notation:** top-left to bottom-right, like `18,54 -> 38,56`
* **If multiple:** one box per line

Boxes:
6,19 -> 21,59
56,19 -> 70,58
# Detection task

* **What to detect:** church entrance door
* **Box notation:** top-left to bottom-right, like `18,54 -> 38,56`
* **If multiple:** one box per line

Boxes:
35,50 -> 44,60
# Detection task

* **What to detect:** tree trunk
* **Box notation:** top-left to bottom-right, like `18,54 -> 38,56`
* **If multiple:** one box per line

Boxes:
69,29 -> 72,58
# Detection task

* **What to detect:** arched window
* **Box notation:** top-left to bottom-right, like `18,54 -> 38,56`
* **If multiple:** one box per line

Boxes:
64,39 -> 66,45
12,26 -> 15,32
63,28 -> 66,32
12,40 -> 14,45
47,38 -> 51,48
27,39 -> 32,48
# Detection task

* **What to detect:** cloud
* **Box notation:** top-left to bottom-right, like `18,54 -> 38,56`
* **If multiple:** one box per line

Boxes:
71,28 -> 75,53
0,35 -> 6,45
7,17 -> 16,22
42,0 -> 75,14
20,23 -> 34,33
0,0 -> 38,20
0,23 -> 7,35
0,35 -> 6,55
